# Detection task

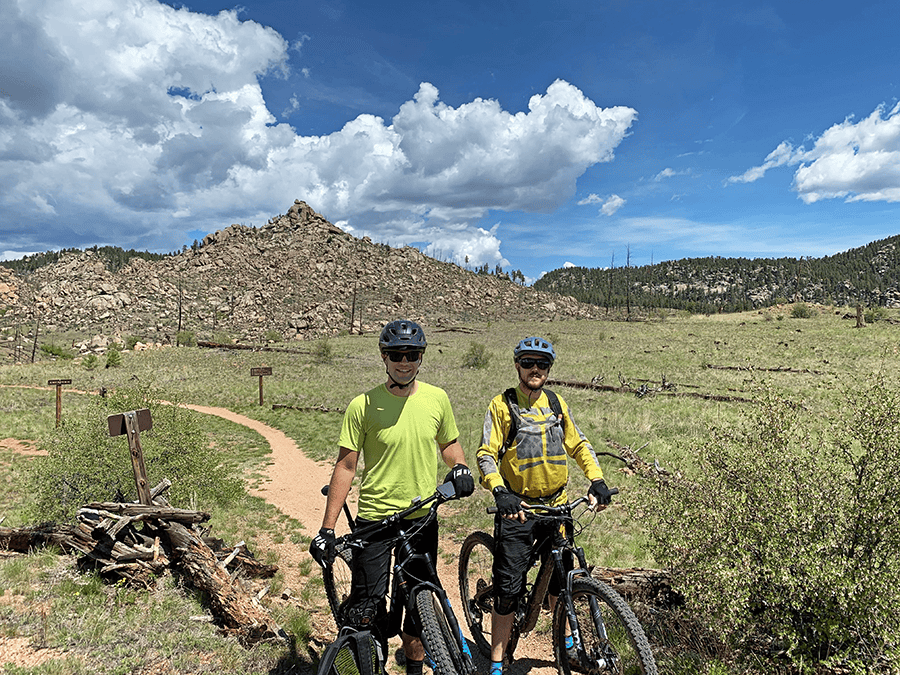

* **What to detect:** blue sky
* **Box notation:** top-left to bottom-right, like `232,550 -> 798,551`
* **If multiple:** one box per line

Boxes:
2,0 -> 900,283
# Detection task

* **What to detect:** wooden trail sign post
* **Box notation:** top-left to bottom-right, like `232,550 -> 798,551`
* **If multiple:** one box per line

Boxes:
250,367 -> 272,405
108,408 -> 153,505
47,379 -> 72,427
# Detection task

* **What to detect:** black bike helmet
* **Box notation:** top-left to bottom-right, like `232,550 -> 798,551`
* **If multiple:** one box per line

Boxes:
379,319 -> 427,351
513,336 -> 556,363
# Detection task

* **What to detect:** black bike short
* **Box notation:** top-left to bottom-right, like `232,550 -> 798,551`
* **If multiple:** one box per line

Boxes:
492,515 -> 572,613
344,515 -> 438,640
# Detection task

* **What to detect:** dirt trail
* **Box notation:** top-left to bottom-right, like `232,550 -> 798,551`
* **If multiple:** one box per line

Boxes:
184,406 -> 557,674
1,387 -> 556,673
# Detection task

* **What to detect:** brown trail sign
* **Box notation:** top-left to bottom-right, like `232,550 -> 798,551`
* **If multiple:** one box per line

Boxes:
108,408 -> 153,505
250,366 -> 272,405
47,378 -> 72,427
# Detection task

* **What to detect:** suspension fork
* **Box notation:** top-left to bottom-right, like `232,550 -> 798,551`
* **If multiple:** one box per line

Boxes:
558,545 -> 608,664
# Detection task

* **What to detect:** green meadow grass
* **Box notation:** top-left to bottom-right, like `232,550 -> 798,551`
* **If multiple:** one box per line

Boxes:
2,306 -> 900,673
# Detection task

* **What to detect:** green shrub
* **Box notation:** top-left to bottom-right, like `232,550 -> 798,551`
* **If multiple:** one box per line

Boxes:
462,342 -> 491,369
264,330 -> 282,343
864,306 -> 889,323
636,380 -> 900,670
176,330 -> 197,347
26,384 -> 243,522
82,353 -> 99,370
40,342 -> 75,359
312,338 -> 333,363
125,335 -> 141,350
105,345 -> 123,368
790,302 -> 814,318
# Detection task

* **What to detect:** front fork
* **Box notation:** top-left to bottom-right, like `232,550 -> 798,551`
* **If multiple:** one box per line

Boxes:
393,550 -> 475,674
557,545 -> 613,671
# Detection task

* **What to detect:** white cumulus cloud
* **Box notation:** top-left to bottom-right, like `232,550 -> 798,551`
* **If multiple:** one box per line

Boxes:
728,102 -> 900,203
0,0 -> 637,269
600,194 -> 626,215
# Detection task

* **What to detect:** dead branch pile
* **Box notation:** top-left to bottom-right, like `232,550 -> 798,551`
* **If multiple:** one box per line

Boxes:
0,480 -> 282,646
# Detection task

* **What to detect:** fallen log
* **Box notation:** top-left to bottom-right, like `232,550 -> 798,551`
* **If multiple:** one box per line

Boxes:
161,520 -> 282,644
0,496 -> 281,646
591,566 -> 682,608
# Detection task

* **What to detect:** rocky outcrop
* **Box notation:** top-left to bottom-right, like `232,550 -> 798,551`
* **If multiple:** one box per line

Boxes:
0,200 -> 601,344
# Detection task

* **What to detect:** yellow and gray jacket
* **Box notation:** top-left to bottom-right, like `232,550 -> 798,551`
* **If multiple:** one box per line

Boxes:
476,387 -> 603,505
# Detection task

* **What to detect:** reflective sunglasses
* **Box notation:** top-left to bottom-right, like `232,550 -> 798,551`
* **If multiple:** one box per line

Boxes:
518,357 -> 551,370
385,350 -> 423,363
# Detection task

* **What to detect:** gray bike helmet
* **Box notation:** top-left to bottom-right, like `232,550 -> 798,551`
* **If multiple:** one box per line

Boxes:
513,336 -> 556,363
379,319 -> 427,351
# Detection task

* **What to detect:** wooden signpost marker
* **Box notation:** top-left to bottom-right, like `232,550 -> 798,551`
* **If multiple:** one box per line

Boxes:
250,366 -> 272,405
47,378 -> 72,427
108,408 -> 153,505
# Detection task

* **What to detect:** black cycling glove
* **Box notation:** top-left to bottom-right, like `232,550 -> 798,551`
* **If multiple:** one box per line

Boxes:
443,463 -> 475,498
588,479 -> 614,506
492,486 -> 523,516
309,527 -> 336,567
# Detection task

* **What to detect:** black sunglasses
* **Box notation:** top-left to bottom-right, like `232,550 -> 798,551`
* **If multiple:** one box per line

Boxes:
518,357 -> 551,370
385,351 -> 423,362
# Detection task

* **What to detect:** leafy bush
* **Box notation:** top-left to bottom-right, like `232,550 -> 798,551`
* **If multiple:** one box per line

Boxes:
82,353 -> 99,370
312,338 -> 333,363
636,380 -> 900,670
40,342 -> 75,359
264,329 -> 282,343
27,385 -> 243,522
864,306 -> 889,323
125,335 -> 141,350
176,330 -> 197,347
105,345 -> 123,368
462,342 -> 491,369
790,302 -> 814,318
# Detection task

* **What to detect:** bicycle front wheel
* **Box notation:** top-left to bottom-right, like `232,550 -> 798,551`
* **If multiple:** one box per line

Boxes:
323,543 -> 354,620
458,530 -> 495,658
553,577 -> 657,675
414,588 -> 467,675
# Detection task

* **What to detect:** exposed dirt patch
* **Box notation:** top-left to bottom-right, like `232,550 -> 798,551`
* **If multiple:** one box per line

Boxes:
0,438 -> 45,456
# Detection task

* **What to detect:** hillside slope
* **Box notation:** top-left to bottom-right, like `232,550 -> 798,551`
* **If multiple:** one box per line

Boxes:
535,236 -> 900,313
0,200 -> 600,343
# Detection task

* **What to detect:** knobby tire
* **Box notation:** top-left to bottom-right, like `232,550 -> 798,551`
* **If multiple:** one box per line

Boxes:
553,577 -> 657,675
323,544 -> 354,620
414,588 -> 463,675
458,530 -> 496,658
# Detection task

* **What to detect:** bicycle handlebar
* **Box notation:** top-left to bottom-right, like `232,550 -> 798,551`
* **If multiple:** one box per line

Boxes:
486,487 -> 619,515
335,481 -> 457,548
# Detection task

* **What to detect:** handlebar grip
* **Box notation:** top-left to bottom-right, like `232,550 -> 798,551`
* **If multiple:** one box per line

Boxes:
609,487 -> 620,496
321,485 -> 329,496
486,506 -> 497,514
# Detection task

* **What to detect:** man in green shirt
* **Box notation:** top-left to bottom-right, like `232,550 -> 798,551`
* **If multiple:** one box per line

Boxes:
311,319 -> 474,675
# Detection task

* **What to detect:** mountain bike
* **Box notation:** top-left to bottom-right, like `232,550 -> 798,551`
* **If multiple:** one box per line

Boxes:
321,482 -> 475,675
458,493 -> 658,675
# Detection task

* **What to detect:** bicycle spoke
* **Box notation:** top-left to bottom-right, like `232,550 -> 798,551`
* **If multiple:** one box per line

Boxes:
555,578 -> 657,675
458,532 -> 495,658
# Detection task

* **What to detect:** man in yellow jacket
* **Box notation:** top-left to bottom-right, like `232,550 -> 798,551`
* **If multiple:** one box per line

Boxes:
476,336 -> 613,675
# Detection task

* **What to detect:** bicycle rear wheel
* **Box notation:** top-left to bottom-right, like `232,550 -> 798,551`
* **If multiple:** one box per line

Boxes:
458,530 -> 495,658
553,577 -> 657,675
323,543 -> 354,620
414,587 -> 468,675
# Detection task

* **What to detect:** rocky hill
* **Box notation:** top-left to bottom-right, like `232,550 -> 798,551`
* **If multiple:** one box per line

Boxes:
0,200 -> 600,348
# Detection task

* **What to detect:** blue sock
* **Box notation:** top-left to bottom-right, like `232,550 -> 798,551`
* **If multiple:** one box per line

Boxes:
565,634 -> 574,649
490,660 -> 503,675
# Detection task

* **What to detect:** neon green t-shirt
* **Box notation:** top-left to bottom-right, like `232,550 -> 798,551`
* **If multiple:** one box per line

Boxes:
339,381 -> 460,520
